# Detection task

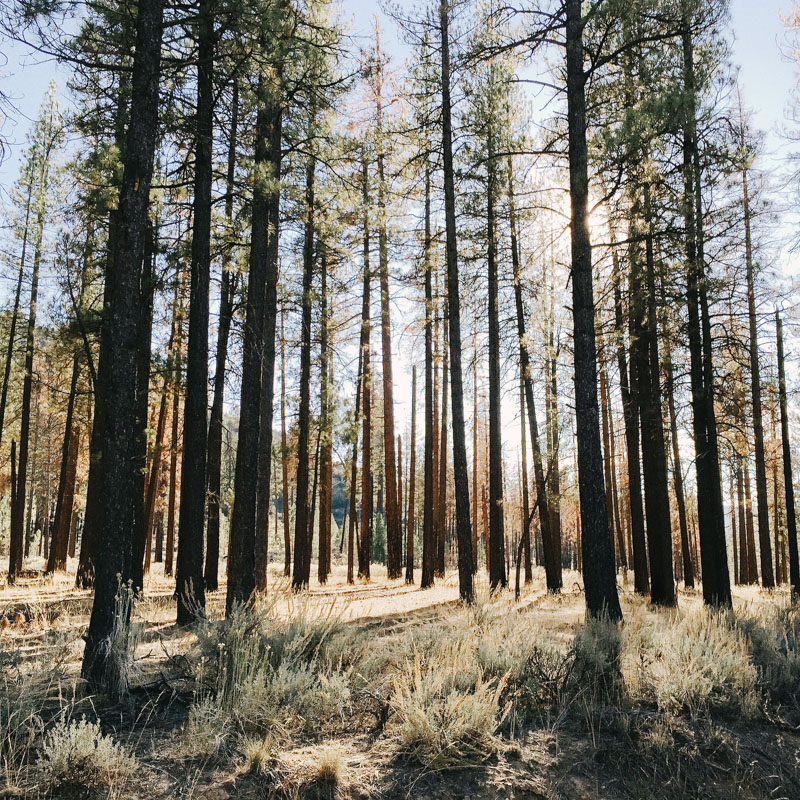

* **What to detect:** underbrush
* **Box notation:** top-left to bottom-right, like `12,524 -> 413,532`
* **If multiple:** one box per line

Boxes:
4,577 -> 800,797
36,717 -> 136,797
1,631 -> 81,791
178,587 -> 800,785
181,596 -> 354,762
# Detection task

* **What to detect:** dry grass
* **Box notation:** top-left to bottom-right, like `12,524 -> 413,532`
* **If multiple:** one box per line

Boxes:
35,717 -> 136,797
1,565 -> 800,798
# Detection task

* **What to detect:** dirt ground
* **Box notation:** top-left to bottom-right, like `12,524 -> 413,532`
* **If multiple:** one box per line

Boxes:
2,561 -> 799,799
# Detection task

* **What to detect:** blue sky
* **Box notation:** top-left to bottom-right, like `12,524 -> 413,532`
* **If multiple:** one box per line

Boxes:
1,0 -> 798,465
1,0 -> 795,180
729,0 -> 795,161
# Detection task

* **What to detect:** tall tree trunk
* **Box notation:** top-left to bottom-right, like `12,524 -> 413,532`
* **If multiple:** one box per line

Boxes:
206,79 -> 239,593
437,307 -> 449,577
77,221 -> 118,590
729,461 -> 739,585
318,250 -> 332,585
47,353 -> 81,573
307,425 -> 322,581
612,240 -> 648,594
347,336 -> 363,585
398,434 -> 403,555
439,0 -> 474,602
777,311 -> 800,596
487,130 -> 505,590
406,366 -> 417,584
681,3 -> 731,607
509,164 -> 557,591
357,150 -> 373,580
82,0 -> 165,694
375,58 -> 401,580
291,147 -> 316,592
547,279 -> 563,573
132,227 -> 155,591
176,0 -> 215,623
9,441 -> 16,565
165,333 -> 182,578
519,378 -> 532,584
565,0 -> 621,620
744,454 -> 759,583
253,149 -> 283,593
599,353 -> 616,562
606,378 -> 625,571
422,166 -> 436,589
741,141 -> 774,587
281,307 -> 292,576
226,74 -> 283,611
77,71 -> 132,591
472,336 -> 479,573
0,188 -> 31,455
736,453 -> 749,584
637,200 -> 675,605
665,349 -> 693,588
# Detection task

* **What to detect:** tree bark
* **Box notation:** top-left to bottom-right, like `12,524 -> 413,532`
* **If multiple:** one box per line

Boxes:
176,0 -> 216,623
406,366 -> 417,583
165,333 -> 182,578
317,250 -> 332,585
612,241 -> 648,594
439,0 -> 474,602
280,307 -> 291,577
131,226 -> 155,591
422,166 -> 436,589
741,144 -> 774,588
664,347 -> 693,588
47,353 -> 81,573
508,165 -> 557,591
359,150 -> 373,581
206,79 -> 239,593
291,147 -> 316,592
82,0 -> 164,694
437,307 -> 449,577
565,0 -> 621,620
375,52 -> 402,580
681,3 -> 731,607
227,74 -> 283,610
777,311 -> 800,596
487,128 -> 505,591
637,200 -> 675,605
347,336 -> 363,585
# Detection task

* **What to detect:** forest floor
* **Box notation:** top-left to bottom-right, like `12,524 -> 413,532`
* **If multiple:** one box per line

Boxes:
2,559 -> 800,799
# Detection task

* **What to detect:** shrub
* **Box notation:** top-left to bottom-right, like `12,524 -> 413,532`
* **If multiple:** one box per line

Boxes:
185,602 -> 352,752
734,602 -> 800,700
389,649 -> 508,769
622,609 -> 759,718
1,638 -> 78,790
240,735 -> 276,775
572,616 -> 623,705
36,718 -> 135,796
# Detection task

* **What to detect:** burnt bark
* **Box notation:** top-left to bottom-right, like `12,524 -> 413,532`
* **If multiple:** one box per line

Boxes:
205,79 -> 239,593
227,76 -> 283,611
777,312 -> 800,596
565,0 -> 621,620
439,0 -> 474,602
82,0 -> 165,693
